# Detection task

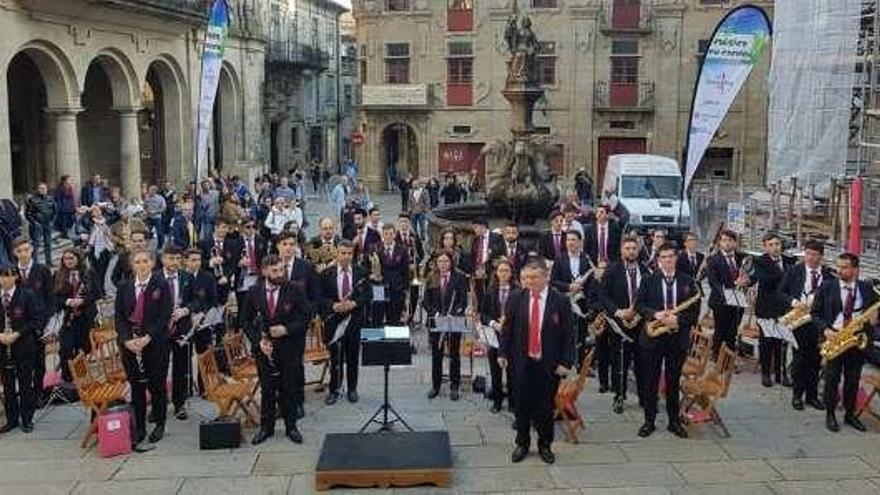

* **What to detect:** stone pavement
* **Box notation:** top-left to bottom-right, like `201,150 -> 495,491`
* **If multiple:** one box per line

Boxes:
3,192 -> 880,494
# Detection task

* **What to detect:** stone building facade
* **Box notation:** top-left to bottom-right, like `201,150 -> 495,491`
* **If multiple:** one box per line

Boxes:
352,0 -> 774,192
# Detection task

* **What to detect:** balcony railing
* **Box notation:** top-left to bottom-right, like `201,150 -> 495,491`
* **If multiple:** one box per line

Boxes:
594,81 -> 655,111
267,42 -> 331,72
88,0 -> 209,21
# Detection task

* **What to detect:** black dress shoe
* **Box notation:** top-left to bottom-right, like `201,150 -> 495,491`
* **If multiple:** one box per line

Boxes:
806,397 -> 825,411
667,422 -> 688,438
761,375 -> 773,388
844,414 -> 867,432
490,403 -> 501,414
347,390 -> 359,403
174,407 -> 188,421
538,446 -> 556,464
251,429 -> 274,445
148,410 -> 157,424
325,393 -> 339,406
450,389 -> 460,401
637,422 -> 656,438
613,396 -> 624,414
826,412 -> 840,433
782,375 -> 793,388
20,423 -> 33,433
286,426 -> 303,444
511,446 -> 528,463
427,388 -> 439,399
0,423 -> 19,434
791,397 -> 805,411
598,385 -> 610,394
294,403 -> 305,420
132,442 -> 156,453
148,424 -> 165,443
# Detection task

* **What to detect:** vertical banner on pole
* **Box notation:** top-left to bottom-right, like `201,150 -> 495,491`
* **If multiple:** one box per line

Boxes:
848,177 -> 863,255
194,0 -> 229,182
683,5 -> 772,193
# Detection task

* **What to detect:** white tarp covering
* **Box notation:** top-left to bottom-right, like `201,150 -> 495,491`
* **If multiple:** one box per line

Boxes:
767,0 -> 861,185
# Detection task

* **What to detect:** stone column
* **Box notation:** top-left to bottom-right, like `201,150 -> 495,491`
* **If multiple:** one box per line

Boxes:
0,79 -> 11,199
47,107 -> 83,192
117,107 -> 141,198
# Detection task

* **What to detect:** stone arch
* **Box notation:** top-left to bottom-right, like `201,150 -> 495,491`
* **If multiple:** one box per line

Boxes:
380,121 -> 420,187
142,54 -> 187,185
210,62 -> 241,171
88,47 -> 140,108
6,39 -> 79,108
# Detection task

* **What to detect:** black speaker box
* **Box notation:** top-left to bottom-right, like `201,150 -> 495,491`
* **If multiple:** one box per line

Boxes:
199,416 -> 241,450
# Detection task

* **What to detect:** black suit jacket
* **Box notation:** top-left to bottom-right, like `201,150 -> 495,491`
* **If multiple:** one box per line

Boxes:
636,271 -> 700,351
423,271 -> 468,321
318,265 -> 372,342
200,236 -> 243,282
468,232 -> 504,276
810,278 -> 879,337
53,268 -> 100,324
115,274 -> 173,347
186,269 -> 219,314
550,252 -> 592,294
501,287 -> 575,376
239,281 -> 310,350
287,257 -> 319,317
80,184 -> 109,207
0,287 -> 45,366
169,213 -> 199,250
706,251 -> 750,308
480,285 -> 519,326
676,250 -> 706,279
20,262 -> 53,319
584,221 -> 622,265
374,243 -> 410,293
501,241 -> 528,273
600,261 -> 651,315
778,263 -> 835,307
540,230 -> 567,261
753,253 -> 797,319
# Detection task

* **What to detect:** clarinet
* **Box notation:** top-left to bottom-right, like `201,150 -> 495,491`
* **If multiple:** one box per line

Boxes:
132,324 -> 148,383
261,314 -> 281,377
3,303 -> 14,370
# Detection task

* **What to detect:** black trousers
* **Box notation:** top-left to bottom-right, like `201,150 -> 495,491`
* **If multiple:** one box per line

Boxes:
759,335 -> 785,379
641,340 -> 686,425
169,340 -> 192,408
595,331 -> 611,388
823,348 -> 864,415
610,333 -> 638,401
60,316 -> 92,383
382,289 -> 406,326
293,334 -> 306,407
514,359 -> 558,449
328,326 -> 361,394
792,325 -> 821,401
712,305 -> 743,358
257,340 -> 297,432
429,331 -> 461,390
2,357 -> 36,426
123,342 -> 168,442
487,344 -> 514,407
33,340 -> 46,399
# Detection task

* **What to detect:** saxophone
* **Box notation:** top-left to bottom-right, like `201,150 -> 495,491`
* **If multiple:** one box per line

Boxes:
646,292 -> 702,338
820,297 -> 880,365
778,294 -> 814,330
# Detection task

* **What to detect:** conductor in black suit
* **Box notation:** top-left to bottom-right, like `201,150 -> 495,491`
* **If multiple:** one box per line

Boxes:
424,252 -> 468,401
240,254 -> 309,445
115,250 -> 173,448
500,257 -> 575,465
752,233 -> 796,387
635,243 -> 700,438
810,252 -> 878,433
318,240 -> 372,405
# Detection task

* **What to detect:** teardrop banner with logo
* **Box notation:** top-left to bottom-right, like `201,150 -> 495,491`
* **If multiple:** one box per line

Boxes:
194,0 -> 230,182
683,5 -> 772,194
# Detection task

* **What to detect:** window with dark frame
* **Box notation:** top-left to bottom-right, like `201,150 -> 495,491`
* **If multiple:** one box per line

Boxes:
386,0 -> 410,12
531,0 -> 557,8
611,39 -> 639,84
537,41 -> 557,85
447,41 -> 474,84
384,43 -> 410,84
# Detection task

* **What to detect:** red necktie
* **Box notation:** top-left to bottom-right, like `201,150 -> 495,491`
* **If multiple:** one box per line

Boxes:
2,293 -> 10,310
528,291 -> 541,359
627,266 -> 637,306
810,269 -> 820,294
267,287 -> 278,319
664,277 -> 675,310
341,269 -> 351,299
553,233 -> 560,256
599,227 -> 607,261
508,244 -> 515,264
131,283 -> 146,326
844,286 -> 854,325
20,267 -> 28,284
727,255 -> 738,280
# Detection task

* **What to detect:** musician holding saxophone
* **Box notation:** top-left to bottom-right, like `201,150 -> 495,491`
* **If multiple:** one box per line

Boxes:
599,236 -> 650,414
810,252 -> 878,433
635,243 -> 700,439
549,230 -> 593,375
778,239 -> 832,412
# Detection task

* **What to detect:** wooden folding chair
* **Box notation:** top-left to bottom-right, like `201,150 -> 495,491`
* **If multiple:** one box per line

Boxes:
680,343 -> 737,437
68,352 -> 128,448
554,349 -> 595,443
197,348 -> 259,426
304,317 -> 331,391
856,373 -> 880,422
89,327 -> 127,384
682,330 -> 713,380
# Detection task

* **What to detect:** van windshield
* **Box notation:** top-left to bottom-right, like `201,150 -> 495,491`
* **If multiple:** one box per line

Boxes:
621,176 -> 682,200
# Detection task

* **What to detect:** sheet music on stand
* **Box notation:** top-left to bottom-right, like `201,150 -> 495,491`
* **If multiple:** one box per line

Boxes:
372,285 -> 386,302
723,288 -> 750,308
757,318 -> 798,349
431,315 -> 469,333
475,323 -> 499,349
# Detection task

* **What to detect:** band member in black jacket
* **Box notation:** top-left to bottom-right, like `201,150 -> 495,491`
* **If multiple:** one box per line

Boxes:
159,247 -> 195,420
277,231 -> 318,419
635,243 -> 700,438
12,237 -> 53,405
0,266 -> 46,433
318,241 -> 372,405
54,248 -> 99,383
600,236 -> 650,413
480,259 -> 519,413
676,232 -> 705,280
111,229 -> 148,289
372,224 -> 410,326
778,240 -> 832,411
236,217 -> 266,293
706,229 -> 751,358
550,230 -> 593,377
240,254 -> 309,445
424,252 -> 468,400
639,229 -> 667,272
585,204 -> 621,266
501,223 -> 528,275
115,250 -> 173,449
183,249 -> 219,354
540,211 -> 567,262
397,214 -> 423,323
499,257 -> 575,465
810,252 -> 878,433
309,217 -> 342,251
752,233 -> 796,387
200,217 -> 242,306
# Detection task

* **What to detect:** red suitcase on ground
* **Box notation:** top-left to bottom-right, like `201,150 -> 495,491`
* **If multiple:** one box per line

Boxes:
98,405 -> 132,458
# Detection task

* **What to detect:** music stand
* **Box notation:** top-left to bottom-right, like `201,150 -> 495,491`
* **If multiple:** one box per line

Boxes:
359,327 -> 413,433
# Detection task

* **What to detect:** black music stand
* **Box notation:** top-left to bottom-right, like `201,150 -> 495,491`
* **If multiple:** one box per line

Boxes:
359,327 -> 413,433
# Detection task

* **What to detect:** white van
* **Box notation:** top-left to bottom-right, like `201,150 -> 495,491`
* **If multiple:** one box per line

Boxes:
602,154 -> 690,236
